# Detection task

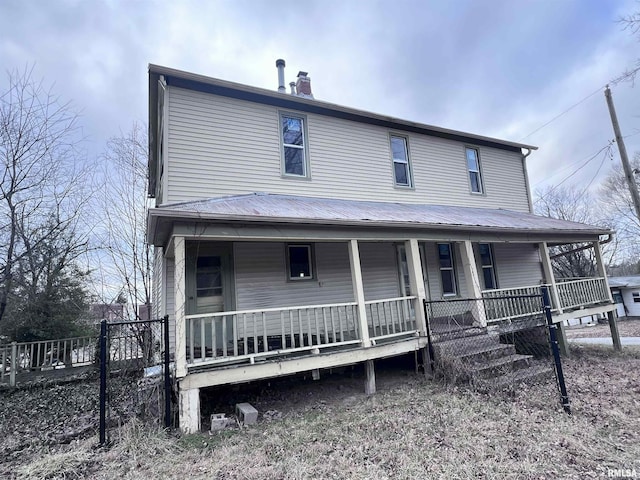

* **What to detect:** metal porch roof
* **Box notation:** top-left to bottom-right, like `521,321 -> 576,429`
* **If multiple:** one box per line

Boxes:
147,193 -> 610,244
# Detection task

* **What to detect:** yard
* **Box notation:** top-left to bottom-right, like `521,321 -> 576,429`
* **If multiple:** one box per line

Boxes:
1,341 -> 639,479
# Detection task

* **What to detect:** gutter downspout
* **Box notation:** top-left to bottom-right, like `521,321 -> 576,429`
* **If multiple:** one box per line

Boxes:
522,148 -> 534,213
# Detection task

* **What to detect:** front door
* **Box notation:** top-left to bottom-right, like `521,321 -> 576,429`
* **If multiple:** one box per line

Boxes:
186,243 -> 234,315
186,243 -> 235,355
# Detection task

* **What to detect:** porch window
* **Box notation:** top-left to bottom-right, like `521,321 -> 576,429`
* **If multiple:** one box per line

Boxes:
478,243 -> 497,290
466,147 -> 484,194
281,114 -> 308,177
437,243 -> 457,296
287,244 -> 314,280
633,292 -> 640,303
390,135 -> 412,187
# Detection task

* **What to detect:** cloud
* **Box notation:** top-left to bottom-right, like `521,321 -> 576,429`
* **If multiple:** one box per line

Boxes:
0,0 -> 638,194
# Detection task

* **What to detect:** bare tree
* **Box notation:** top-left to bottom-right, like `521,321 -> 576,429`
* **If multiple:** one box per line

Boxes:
0,67 -> 91,329
600,152 -> 640,260
98,122 -> 151,320
534,186 -> 615,278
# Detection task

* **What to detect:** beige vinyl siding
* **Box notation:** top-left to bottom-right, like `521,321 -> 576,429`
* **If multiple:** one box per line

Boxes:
234,242 -> 353,311
359,242 -> 401,300
165,87 -> 530,212
493,243 -> 543,288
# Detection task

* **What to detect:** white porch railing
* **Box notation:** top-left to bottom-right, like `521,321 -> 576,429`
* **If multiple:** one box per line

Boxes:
365,296 -> 419,342
556,277 -> 610,311
185,301 -> 361,366
481,285 -> 544,323
481,277 -> 611,324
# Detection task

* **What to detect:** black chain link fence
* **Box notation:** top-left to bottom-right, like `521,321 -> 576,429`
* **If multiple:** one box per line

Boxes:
99,316 -> 172,444
424,289 -> 570,413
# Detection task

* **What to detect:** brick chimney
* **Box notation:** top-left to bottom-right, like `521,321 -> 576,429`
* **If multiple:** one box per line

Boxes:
295,71 -> 313,99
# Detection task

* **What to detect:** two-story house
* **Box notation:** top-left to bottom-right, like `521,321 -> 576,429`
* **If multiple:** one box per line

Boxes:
146,62 -> 616,432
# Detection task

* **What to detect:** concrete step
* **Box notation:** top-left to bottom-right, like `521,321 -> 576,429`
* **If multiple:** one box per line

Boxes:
431,326 -> 487,342
476,364 -> 554,390
468,354 -> 534,380
434,334 -> 516,362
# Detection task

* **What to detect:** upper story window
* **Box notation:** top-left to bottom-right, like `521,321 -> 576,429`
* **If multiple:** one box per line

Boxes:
390,135 -> 412,187
437,243 -> 457,296
466,147 -> 484,194
478,243 -> 497,290
281,114 -> 309,177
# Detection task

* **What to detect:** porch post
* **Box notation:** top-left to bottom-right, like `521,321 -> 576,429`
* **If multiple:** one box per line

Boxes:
539,242 -> 563,313
593,241 -> 621,350
348,239 -> 371,347
405,239 -> 427,334
459,240 -> 487,327
174,235 -> 187,378
179,386 -> 201,433
593,241 -> 614,303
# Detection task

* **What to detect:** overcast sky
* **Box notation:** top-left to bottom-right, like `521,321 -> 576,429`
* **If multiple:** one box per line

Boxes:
1,0 -> 639,199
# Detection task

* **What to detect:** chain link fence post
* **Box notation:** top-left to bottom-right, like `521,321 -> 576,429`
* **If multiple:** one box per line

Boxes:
541,286 -> 571,415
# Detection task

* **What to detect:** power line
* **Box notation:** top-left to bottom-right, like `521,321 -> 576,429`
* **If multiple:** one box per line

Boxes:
535,141 -> 614,201
533,141 -> 614,188
519,65 -> 640,142
519,87 -> 602,141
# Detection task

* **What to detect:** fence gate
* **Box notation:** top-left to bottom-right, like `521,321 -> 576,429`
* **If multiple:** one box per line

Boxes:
423,286 -> 570,414
99,315 -> 172,444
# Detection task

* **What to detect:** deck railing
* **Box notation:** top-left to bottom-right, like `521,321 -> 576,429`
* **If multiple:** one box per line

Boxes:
365,296 -> 418,342
481,285 -> 544,323
481,276 -> 611,323
185,301 -> 361,366
1,336 -> 96,385
556,277 -> 610,311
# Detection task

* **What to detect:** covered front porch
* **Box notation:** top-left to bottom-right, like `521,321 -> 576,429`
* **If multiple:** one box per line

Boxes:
148,194 -> 616,432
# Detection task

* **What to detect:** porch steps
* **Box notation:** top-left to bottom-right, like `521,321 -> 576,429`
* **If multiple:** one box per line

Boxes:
431,330 -> 553,390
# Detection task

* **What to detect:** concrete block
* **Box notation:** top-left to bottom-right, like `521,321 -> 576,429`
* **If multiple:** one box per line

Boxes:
210,413 -> 230,432
236,402 -> 259,425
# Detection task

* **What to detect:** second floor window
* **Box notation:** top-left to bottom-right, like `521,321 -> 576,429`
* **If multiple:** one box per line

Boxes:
437,243 -> 457,296
466,147 -> 484,194
281,114 -> 308,177
390,135 -> 412,187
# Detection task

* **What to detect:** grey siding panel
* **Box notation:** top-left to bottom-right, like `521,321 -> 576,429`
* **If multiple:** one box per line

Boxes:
493,243 -> 543,288
234,242 -> 354,312
166,87 -> 530,212
359,242 -> 401,300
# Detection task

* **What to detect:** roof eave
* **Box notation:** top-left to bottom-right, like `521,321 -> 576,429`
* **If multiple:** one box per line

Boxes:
147,208 -> 608,245
147,64 -> 538,153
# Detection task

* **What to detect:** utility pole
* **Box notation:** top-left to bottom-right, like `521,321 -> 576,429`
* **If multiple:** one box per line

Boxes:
604,85 -> 640,225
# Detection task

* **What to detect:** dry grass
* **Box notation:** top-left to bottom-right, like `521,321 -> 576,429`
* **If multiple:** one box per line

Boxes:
565,317 -> 640,338
3,347 -> 640,479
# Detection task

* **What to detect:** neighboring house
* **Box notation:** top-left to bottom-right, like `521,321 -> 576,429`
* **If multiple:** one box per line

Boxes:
146,62 -> 616,432
609,276 -> 640,317
89,303 -> 125,322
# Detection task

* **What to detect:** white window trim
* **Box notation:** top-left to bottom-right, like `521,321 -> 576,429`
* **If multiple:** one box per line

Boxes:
465,146 -> 484,195
437,243 -> 457,296
286,244 -> 314,281
478,243 -> 498,290
390,134 -> 413,189
280,112 -> 310,179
